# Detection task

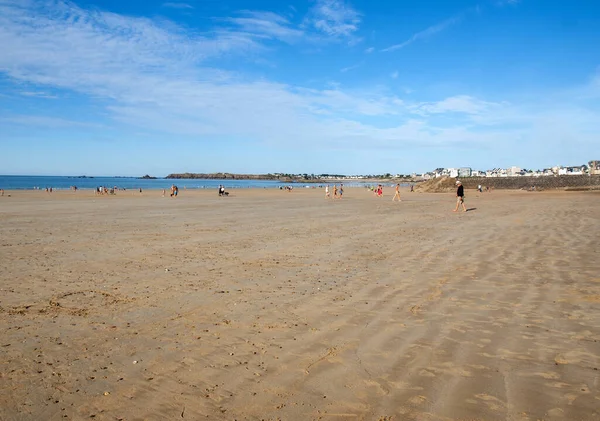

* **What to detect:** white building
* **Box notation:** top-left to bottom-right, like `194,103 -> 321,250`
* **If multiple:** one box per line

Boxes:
458,167 -> 472,177
486,168 -> 507,177
433,168 -> 445,178
507,166 -> 522,176
447,168 -> 459,178
559,166 -> 586,175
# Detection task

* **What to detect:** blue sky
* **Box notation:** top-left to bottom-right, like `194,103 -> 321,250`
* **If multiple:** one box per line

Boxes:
0,0 -> 599,176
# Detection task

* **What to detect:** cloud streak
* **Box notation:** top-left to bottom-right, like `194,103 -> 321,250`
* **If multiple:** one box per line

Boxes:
225,11 -> 304,43
162,2 -> 193,9
381,12 -> 464,52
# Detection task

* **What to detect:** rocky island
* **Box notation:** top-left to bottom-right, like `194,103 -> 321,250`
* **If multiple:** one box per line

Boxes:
166,172 -> 293,181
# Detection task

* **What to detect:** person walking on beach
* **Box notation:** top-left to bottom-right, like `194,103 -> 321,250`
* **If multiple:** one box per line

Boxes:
333,184 -> 338,198
453,180 -> 467,212
325,185 -> 330,199
392,183 -> 401,202
338,184 -> 344,199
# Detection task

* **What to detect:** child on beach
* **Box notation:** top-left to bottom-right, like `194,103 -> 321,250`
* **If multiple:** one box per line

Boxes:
325,185 -> 330,198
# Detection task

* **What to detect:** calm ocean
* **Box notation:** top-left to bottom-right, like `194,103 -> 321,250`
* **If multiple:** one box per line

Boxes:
0,175 -> 285,190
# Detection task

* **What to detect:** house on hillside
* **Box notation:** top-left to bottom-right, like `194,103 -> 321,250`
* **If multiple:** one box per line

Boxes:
458,167 -> 472,177
558,165 -> 586,175
507,166 -> 522,176
486,168 -> 508,177
588,160 -> 600,175
447,168 -> 459,177
433,168 -> 445,178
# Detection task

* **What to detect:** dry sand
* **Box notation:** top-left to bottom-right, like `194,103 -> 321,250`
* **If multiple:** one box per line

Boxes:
1,188 -> 599,421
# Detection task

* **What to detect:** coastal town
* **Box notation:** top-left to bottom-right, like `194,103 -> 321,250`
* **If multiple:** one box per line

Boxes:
311,160 -> 600,181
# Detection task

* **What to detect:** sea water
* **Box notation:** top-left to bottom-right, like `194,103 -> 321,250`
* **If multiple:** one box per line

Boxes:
0,175 -> 285,190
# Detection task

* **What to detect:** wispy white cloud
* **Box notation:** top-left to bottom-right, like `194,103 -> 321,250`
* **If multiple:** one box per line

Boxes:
306,0 -> 361,38
340,62 -> 362,72
412,95 -> 502,115
381,13 -> 463,52
225,11 -> 304,42
364,47 -> 374,53
162,2 -> 193,9
19,90 -> 59,99
391,71 -> 399,79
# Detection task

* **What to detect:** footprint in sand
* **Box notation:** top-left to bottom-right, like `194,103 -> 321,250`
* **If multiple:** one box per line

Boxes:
547,408 -> 564,417
408,395 -> 428,405
474,393 -> 505,411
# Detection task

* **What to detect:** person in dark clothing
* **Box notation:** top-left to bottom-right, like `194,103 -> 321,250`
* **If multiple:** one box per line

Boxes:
453,180 -> 467,212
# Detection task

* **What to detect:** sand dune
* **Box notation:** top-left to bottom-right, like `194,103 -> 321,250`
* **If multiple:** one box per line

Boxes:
1,188 -> 599,420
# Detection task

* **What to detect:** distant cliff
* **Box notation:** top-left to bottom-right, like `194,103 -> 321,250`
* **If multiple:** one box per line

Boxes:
166,173 -> 287,180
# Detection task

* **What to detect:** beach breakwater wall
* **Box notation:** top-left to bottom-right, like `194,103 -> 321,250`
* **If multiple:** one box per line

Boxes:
416,175 -> 600,192
459,175 -> 600,190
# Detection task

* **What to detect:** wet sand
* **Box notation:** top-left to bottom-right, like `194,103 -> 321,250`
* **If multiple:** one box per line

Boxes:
1,188 -> 599,421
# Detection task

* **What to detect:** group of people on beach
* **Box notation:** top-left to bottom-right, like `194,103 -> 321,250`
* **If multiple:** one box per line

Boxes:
326,181 -> 469,212
372,184 -> 384,197
95,186 -> 118,195
324,184 -> 344,199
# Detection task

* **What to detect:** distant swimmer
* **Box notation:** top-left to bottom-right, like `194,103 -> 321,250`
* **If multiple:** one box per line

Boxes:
392,183 -> 401,202
453,180 -> 467,212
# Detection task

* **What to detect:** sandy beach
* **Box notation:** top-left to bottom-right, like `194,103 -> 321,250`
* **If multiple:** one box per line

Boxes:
1,187 -> 599,421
